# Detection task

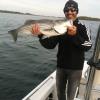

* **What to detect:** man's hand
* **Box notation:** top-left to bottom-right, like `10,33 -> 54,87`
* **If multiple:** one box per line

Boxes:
67,26 -> 77,36
32,24 -> 42,36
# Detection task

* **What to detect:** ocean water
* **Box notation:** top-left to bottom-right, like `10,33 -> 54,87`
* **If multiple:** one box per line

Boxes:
0,12 -> 99,100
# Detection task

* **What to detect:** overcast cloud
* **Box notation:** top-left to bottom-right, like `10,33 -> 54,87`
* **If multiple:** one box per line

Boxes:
0,0 -> 100,18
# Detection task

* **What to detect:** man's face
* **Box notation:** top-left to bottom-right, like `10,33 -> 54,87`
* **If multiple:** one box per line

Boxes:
64,7 -> 78,20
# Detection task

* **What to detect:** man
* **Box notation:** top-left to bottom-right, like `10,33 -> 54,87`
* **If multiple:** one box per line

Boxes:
32,0 -> 92,100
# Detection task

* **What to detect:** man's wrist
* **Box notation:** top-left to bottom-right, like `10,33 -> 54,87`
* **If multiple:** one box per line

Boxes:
38,34 -> 43,38
38,34 -> 48,39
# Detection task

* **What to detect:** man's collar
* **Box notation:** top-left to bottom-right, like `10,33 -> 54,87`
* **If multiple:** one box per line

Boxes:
73,18 -> 79,25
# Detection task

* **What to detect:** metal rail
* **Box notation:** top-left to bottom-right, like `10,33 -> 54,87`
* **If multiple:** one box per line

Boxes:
84,24 -> 100,100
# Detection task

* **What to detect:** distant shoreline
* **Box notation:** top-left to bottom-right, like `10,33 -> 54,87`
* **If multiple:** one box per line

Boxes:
0,10 -> 35,15
78,16 -> 100,21
0,10 -> 100,21
0,10 -> 60,18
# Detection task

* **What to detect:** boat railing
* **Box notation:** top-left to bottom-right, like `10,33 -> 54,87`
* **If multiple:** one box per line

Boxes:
22,71 -> 57,100
84,24 -> 100,100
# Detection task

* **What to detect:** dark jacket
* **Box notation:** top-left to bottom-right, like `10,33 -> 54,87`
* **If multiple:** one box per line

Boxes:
38,19 -> 92,70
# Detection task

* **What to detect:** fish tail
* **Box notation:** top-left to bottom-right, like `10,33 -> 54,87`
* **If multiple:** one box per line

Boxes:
8,29 -> 18,42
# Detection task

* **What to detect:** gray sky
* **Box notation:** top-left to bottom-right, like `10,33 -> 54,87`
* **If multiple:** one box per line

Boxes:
0,0 -> 100,18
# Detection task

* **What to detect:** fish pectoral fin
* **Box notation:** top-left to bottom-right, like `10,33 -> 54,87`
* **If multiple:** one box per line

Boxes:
42,27 -> 53,31
8,29 -> 18,42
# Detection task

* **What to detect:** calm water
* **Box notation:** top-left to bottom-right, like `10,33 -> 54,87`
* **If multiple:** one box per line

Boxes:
0,13 -> 99,100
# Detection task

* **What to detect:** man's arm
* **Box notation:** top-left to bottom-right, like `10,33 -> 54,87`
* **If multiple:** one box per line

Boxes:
68,24 -> 92,51
38,34 -> 59,49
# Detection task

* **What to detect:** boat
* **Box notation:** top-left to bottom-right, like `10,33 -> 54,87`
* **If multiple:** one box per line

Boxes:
22,25 -> 100,100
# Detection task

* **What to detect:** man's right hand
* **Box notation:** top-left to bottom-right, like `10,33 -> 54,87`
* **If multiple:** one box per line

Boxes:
32,24 -> 42,36
67,26 -> 77,36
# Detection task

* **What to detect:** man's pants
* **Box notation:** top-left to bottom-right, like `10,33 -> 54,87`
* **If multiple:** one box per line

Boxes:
56,68 -> 82,100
